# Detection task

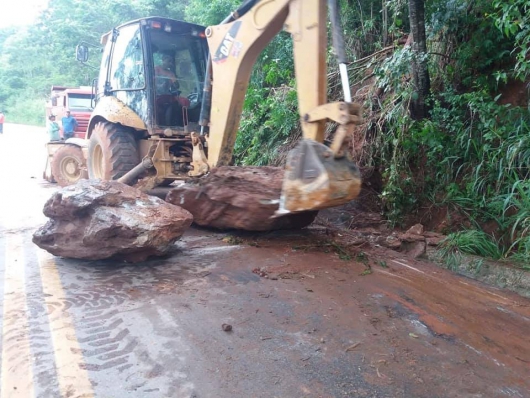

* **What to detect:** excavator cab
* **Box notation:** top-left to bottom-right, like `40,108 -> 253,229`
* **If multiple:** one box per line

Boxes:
79,18 -> 211,183
148,27 -> 206,129
92,18 -> 208,135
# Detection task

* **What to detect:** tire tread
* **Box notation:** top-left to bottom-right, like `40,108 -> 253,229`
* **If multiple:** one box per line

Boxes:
88,122 -> 140,180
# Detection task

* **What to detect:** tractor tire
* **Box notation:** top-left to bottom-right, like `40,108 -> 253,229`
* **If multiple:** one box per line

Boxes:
88,122 -> 139,180
50,144 -> 88,187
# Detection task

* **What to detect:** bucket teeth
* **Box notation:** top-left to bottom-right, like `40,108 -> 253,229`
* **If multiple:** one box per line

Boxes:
278,139 -> 361,214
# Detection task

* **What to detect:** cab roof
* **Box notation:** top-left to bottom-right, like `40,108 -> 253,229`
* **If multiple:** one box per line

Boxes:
100,17 -> 206,45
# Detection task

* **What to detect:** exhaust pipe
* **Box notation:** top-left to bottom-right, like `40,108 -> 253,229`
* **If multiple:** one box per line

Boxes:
117,158 -> 154,186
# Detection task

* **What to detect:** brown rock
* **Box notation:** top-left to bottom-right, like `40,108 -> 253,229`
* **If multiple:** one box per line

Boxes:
399,232 -> 425,242
33,179 -> 193,262
424,231 -> 442,238
406,223 -> 424,235
426,235 -> 446,246
166,166 -> 317,231
376,235 -> 401,250
402,241 -> 426,259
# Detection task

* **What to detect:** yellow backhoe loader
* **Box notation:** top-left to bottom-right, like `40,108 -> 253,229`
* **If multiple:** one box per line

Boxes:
76,0 -> 362,215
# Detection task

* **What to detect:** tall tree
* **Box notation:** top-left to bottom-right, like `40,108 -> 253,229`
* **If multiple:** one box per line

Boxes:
408,0 -> 430,120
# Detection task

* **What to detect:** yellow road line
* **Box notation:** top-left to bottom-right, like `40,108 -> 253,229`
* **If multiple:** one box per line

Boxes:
37,250 -> 94,398
1,234 -> 34,397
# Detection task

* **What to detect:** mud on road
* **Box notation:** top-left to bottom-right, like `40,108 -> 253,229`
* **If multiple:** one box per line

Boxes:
0,126 -> 529,397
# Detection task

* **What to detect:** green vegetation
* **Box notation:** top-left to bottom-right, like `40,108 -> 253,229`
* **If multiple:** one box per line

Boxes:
1,0 -> 530,263
438,230 -> 503,267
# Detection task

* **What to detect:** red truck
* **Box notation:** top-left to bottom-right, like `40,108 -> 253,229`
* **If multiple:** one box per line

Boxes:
43,86 -> 93,186
46,86 -> 93,138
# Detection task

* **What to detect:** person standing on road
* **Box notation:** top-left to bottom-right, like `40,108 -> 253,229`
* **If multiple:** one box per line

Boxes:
0,110 -> 4,134
61,111 -> 78,139
47,115 -> 61,141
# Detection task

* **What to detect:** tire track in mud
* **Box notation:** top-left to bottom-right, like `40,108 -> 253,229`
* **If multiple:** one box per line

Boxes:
40,245 -> 231,397
36,249 -> 94,398
60,263 -> 172,386
0,230 -> 237,397
36,260 -> 136,381
24,235 -> 63,398
1,234 -> 35,397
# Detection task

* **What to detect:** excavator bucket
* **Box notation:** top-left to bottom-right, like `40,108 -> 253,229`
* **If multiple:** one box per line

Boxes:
277,139 -> 361,215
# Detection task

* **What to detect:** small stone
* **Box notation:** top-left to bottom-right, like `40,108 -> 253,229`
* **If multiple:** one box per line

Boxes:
376,235 -> 401,249
399,232 -> 425,242
406,223 -> 424,235
222,323 -> 233,332
426,235 -> 446,246
402,241 -> 426,259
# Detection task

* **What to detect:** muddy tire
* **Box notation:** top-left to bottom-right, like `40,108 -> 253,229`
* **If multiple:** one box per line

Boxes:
50,145 -> 88,187
88,122 -> 139,180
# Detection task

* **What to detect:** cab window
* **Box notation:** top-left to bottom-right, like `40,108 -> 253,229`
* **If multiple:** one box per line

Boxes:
109,24 -> 145,90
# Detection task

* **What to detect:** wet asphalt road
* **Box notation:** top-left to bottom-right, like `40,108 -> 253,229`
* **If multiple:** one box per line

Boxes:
0,124 -> 529,398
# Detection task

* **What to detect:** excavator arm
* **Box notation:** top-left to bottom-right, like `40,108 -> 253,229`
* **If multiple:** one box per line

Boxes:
201,0 -> 363,214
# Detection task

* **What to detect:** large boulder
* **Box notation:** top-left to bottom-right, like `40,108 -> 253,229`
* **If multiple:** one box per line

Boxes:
166,166 -> 317,231
33,179 -> 193,262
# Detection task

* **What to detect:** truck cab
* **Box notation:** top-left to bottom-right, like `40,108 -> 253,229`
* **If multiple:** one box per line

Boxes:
46,86 -> 94,138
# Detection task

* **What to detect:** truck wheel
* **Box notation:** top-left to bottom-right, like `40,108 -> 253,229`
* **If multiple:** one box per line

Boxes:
88,122 -> 139,180
50,144 -> 88,187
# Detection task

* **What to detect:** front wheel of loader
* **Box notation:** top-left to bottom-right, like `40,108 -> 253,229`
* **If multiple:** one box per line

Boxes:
51,145 -> 88,187
88,122 -> 139,181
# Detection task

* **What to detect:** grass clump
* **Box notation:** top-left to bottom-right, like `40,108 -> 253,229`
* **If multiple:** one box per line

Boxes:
437,230 -> 503,270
